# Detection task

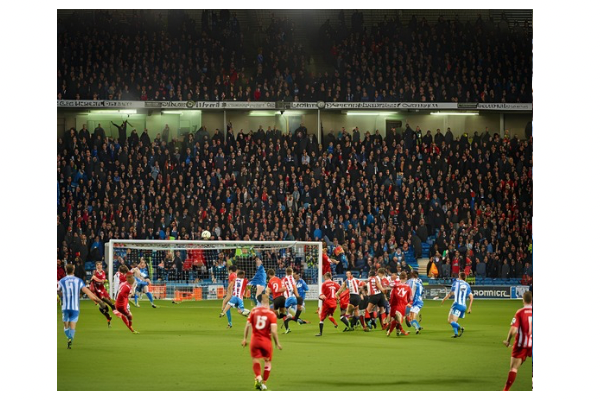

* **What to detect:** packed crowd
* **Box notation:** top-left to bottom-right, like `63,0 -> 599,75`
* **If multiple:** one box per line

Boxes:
57,121 -> 533,283
319,13 -> 532,103
57,11 -> 531,103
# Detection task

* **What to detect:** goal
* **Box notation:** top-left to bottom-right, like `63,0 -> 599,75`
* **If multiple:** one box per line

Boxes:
106,240 -> 323,302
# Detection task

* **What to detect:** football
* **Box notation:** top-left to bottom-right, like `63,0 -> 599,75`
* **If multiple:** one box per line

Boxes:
201,230 -> 211,239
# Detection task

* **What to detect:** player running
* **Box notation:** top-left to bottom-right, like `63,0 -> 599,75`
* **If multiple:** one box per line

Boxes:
387,272 -> 412,337
441,272 -> 474,338
292,272 -> 310,324
58,264 -> 105,349
112,272 -> 139,333
131,259 -> 158,308
316,272 -> 340,336
503,291 -> 533,391
242,294 -> 283,391
406,271 -> 424,333
89,261 -> 116,326
281,268 -> 306,333
266,269 -> 286,317
293,272 -> 309,306
220,270 -> 251,318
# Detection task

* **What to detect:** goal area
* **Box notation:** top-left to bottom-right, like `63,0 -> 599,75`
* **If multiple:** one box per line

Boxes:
106,240 -> 322,302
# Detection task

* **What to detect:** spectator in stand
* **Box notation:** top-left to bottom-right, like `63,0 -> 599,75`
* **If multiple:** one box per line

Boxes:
57,259 -> 66,282
74,256 -> 86,283
57,111 -> 532,287
60,10 -> 532,104
475,257 -> 486,279
500,258 -> 510,279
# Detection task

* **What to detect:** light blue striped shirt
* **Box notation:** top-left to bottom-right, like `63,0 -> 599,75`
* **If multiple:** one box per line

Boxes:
407,278 -> 424,307
58,275 -> 86,311
451,280 -> 472,307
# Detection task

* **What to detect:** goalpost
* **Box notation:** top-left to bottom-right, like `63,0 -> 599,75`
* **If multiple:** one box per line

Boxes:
106,239 -> 322,302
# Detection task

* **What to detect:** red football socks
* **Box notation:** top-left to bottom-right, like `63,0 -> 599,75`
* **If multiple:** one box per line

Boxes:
119,313 -> 132,330
263,365 -> 271,381
503,371 -> 517,391
388,320 -> 397,333
253,362 -> 262,379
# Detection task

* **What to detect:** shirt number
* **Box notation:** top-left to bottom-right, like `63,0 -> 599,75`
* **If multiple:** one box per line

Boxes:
255,315 -> 267,330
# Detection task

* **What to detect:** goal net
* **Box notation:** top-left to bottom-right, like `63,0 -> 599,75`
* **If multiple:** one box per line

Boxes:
106,240 -> 322,302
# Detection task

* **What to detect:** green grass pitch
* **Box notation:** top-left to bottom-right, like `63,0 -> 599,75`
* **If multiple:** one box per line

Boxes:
57,299 -> 532,391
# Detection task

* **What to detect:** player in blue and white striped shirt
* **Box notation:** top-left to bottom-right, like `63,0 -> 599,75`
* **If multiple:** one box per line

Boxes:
57,264 -> 104,349
441,272 -> 474,338
406,271 -> 424,334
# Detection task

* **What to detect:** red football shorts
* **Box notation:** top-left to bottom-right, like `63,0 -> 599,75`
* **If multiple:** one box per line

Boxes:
390,302 -> 408,318
340,300 -> 349,311
511,346 -> 532,362
250,340 -> 273,360
116,304 -> 132,319
92,286 -> 110,300
320,302 -> 337,320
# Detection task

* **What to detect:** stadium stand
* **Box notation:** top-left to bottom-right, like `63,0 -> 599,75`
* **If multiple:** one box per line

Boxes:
57,10 -> 532,286
57,10 -> 531,103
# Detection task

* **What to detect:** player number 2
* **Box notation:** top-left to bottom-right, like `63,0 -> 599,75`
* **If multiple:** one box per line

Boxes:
255,315 -> 268,330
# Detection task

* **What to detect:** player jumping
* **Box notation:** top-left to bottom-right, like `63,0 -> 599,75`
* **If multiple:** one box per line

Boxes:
221,270 -> 251,318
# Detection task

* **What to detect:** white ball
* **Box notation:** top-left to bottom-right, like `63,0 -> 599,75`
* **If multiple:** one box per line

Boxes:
201,230 -> 211,239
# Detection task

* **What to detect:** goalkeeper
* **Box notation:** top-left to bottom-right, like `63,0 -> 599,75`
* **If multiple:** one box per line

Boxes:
248,256 -> 267,305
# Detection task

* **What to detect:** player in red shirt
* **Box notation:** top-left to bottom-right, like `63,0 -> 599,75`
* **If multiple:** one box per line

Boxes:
113,272 -> 139,333
266,269 -> 286,318
316,272 -> 340,336
90,261 -> 116,326
503,291 -> 533,391
321,242 -> 339,276
242,293 -> 282,391
114,264 -> 129,299
387,272 -> 412,337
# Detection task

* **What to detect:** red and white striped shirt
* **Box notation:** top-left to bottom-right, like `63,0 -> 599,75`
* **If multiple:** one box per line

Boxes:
346,277 -> 361,295
368,276 -> 382,295
231,278 -> 248,298
281,275 -> 296,298
511,305 -> 533,348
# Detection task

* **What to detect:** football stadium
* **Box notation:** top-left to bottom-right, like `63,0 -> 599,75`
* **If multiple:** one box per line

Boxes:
56,8 -> 534,391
